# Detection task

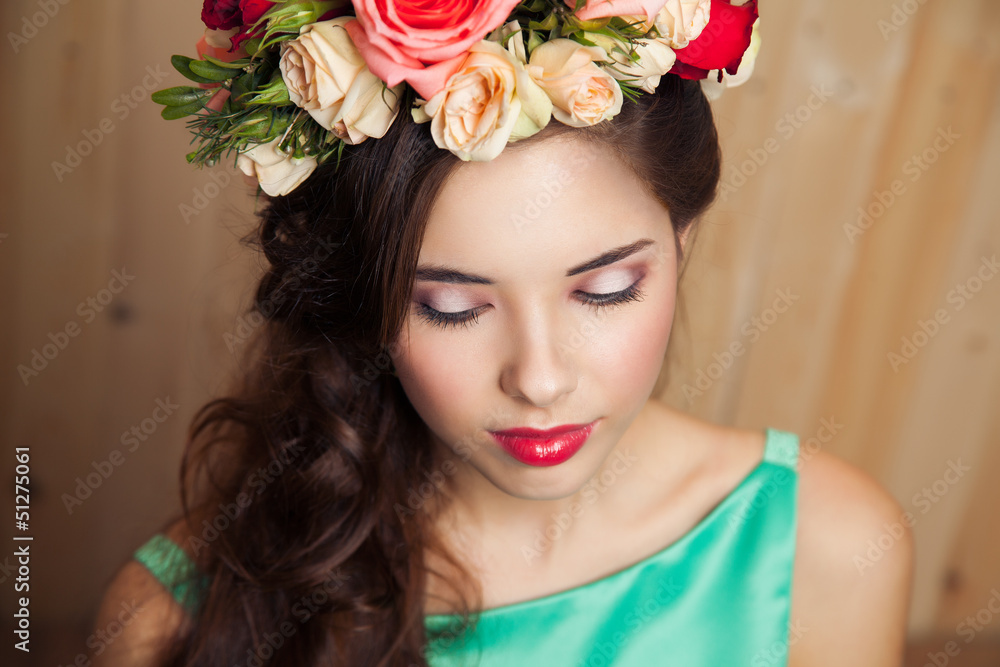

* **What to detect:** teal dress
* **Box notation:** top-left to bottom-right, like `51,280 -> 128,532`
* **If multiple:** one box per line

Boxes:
134,427 -> 800,666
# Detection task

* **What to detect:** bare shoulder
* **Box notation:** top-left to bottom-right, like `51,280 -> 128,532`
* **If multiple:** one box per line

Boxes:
91,519 -> 196,666
788,445 -> 915,666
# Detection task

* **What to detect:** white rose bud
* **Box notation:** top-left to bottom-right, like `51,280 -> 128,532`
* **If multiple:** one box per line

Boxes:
236,138 -> 318,197
607,38 -> 677,94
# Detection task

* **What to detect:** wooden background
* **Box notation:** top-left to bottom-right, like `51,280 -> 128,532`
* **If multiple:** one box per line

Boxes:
1,0 -> 998,664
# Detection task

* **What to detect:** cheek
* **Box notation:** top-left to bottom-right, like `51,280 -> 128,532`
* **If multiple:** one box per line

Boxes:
390,327 -> 486,438
589,284 -> 676,399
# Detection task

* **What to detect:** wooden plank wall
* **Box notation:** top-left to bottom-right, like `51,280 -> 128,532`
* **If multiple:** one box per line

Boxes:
0,0 -> 997,660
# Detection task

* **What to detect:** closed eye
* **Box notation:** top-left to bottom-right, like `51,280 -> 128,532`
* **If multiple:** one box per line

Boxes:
415,279 -> 646,330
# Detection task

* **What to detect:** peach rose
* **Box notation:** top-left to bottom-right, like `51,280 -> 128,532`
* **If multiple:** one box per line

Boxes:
528,39 -> 623,127
236,137 -> 318,196
279,17 -> 401,142
412,31 -> 552,161
346,0 -> 522,100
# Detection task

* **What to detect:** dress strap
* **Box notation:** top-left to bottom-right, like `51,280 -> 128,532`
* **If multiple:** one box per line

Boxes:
133,533 -> 207,616
762,427 -> 800,471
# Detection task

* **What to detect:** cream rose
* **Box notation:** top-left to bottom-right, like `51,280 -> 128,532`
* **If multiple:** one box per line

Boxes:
236,138 -> 318,197
607,38 -> 677,94
279,17 -> 401,142
648,0 -> 712,50
412,29 -> 552,162
330,70 -> 404,145
528,39 -> 623,127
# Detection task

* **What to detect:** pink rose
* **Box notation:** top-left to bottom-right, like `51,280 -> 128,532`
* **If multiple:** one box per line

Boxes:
347,0 -> 523,100
567,0 -> 668,21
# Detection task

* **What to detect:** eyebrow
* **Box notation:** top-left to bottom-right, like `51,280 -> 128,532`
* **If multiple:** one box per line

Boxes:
414,238 -> 656,285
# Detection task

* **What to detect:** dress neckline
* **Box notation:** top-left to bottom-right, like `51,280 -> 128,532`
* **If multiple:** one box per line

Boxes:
425,427 -> 777,621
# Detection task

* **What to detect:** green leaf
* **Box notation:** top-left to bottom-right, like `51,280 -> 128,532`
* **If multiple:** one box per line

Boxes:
151,86 -> 213,107
242,37 -> 262,56
160,99 -> 210,120
528,13 -> 557,31
527,30 -> 544,53
189,59 -> 243,82
202,55 -> 252,70
171,55 -> 217,85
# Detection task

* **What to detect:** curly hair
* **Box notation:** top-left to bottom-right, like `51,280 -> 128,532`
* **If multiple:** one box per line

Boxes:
157,74 -> 721,666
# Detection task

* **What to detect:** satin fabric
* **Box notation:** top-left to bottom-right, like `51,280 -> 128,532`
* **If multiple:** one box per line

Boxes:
423,427 -> 800,666
134,428 -> 799,666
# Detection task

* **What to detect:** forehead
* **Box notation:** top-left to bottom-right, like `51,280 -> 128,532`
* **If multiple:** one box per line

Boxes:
420,136 -> 671,282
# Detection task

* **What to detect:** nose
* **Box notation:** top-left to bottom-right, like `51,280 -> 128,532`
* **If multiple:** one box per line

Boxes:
499,306 -> 579,408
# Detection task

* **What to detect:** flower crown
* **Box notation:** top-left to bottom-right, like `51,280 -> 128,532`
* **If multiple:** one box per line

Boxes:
153,0 -> 760,196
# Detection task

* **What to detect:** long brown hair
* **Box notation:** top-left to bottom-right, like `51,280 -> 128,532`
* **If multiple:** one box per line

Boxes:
158,74 -> 721,666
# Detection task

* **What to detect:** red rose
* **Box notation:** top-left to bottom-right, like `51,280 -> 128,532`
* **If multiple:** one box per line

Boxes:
229,1 -> 343,51
201,0 -> 243,31
240,0 -> 274,26
230,0 -> 274,50
670,0 -> 758,81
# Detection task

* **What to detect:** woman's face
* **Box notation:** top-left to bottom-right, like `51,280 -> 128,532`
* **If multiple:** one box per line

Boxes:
390,134 -> 687,502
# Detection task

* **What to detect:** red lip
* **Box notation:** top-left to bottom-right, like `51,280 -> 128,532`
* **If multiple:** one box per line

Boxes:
493,423 -> 591,438
489,420 -> 598,467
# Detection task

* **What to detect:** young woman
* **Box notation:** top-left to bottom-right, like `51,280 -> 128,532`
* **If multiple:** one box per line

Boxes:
93,2 -> 914,665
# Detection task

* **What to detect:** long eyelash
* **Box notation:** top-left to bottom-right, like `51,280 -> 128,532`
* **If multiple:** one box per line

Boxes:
416,280 -> 646,330
416,304 -> 483,330
577,281 -> 646,311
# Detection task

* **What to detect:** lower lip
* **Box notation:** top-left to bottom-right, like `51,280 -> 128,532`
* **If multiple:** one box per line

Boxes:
490,421 -> 598,467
